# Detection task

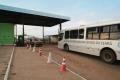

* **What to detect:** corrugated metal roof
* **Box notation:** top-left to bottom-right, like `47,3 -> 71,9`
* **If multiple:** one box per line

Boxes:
0,4 -> 70,26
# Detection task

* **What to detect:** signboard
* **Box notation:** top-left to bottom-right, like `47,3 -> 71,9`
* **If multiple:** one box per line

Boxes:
0,23 -> 14,45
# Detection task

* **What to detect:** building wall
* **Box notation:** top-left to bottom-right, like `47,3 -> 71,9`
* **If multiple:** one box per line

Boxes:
0,23 -> 14,45
44,35 -> 58,44
50,36 -> 58,43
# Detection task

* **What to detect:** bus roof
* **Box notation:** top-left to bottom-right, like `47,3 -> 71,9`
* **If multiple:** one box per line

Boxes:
63,19 -> 120,31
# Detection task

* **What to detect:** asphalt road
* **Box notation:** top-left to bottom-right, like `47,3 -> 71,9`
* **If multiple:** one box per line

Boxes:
42,44 -> 120,80
10,47 -> 84,80
0,46 -> 13,80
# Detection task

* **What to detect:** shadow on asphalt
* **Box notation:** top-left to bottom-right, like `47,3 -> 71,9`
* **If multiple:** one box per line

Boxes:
65,50 -> 100,59
62,50 -> 120,65
115,60 -> 120,65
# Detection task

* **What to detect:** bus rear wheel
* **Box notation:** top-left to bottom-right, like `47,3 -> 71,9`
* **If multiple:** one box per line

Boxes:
100,49 -> 116,64
64,44 -> 69,51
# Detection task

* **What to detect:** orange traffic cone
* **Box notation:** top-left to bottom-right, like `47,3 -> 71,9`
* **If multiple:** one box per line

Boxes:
29,44 -> 32,50
60,61 -> 66,72
26,43 -> 29,49
47,52 -> 52,63
39,48 -> 43,56
62,57 -> 66,62
32,45 -> 36,52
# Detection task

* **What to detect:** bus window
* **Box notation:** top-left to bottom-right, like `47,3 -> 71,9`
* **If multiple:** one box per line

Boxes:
65,31 -> 69,39
87,28 -> 93,39
87,27 -> 99,39
110,24 -> 120,40
70,30 -> 78,39
58,33 -> 63,41
103,26 -> 109,33
100,26 -> 110,40
79,29 -> 84,39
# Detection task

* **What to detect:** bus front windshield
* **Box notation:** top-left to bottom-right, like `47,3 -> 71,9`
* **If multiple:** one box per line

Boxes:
58,33 -> 64,41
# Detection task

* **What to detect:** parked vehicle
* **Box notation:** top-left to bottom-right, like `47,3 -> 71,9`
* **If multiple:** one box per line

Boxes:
58,20 -> 120,63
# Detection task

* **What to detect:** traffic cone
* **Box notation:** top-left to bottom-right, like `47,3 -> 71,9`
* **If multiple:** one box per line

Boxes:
29,44 -> 32,50
47,52 -> 52,63
26,43 -> 29,49
60,61 -> 66,72
39,48 -> 43,56
63,57 -> 66,62
32,45 -> 36,52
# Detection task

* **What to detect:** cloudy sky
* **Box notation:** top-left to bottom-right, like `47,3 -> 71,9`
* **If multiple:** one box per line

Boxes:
0,0 -> 120,38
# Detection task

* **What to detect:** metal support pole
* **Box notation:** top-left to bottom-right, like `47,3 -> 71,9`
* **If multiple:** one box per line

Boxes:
23,24 -> 25,46
16,25 -> 17,44
60,23 -> 62,30
43,26 -> 44,43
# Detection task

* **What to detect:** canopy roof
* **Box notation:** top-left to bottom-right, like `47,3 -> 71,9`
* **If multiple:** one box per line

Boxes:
0,4 -> 70,27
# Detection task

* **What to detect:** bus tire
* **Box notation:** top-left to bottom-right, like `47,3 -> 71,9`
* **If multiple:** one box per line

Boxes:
64,44 -> 69,51
100,49 -> 116,64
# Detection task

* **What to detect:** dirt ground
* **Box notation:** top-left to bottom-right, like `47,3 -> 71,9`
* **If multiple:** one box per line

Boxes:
40,44 -> 120,80
10,47 -> 84,80
7,44 -> 120,80
0,46 -> 13,80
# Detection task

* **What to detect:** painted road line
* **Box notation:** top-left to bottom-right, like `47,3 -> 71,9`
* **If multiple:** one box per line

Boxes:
43,55 -> 87,80
4,46 -> 15,80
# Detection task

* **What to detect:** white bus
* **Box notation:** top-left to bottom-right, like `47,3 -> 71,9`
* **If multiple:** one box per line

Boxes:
58,20 -> 120,63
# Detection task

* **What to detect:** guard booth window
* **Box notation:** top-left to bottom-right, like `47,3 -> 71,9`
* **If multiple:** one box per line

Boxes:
70,30 -> 78,39
65,31 -> 69,39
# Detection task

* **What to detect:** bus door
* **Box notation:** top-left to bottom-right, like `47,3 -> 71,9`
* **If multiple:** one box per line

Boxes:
58,33 -> 64,49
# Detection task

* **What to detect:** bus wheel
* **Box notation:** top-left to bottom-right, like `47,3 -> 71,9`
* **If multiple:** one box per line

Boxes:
100,49 -> 116,64
64,44 -> 69,51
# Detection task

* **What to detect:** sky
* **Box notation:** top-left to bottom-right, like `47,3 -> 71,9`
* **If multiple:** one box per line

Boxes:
0,0 -> 120,38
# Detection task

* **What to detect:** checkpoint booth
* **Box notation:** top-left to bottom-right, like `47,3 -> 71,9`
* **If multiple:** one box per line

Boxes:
0,4 -> 70,46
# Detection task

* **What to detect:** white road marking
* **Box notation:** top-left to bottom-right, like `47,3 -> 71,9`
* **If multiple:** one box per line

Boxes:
44,55 -> 87,80
4,46 -> 15,80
